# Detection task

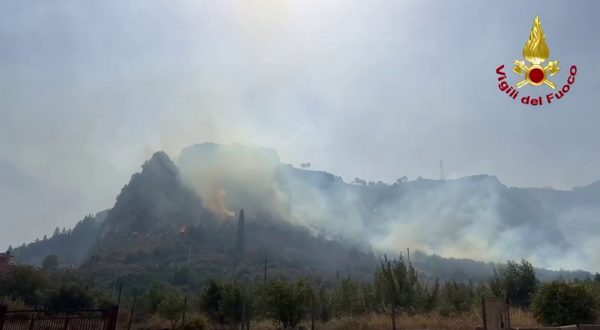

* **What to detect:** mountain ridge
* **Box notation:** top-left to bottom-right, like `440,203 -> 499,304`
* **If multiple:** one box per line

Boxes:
9,143 -> 599,283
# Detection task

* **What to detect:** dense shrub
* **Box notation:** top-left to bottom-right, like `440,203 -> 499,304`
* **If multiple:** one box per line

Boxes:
0,266 -> 49,306
531,280 -> 598,326
262,279 -> 311,328
198,279 -> 224,323
438,281 -> 475,316
46,283 -> 95,309
490,259 -> 538,308
157,290 -> 186,329
42,255 -> 59,270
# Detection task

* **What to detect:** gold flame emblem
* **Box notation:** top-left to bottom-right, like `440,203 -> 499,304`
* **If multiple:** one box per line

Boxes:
513,16 -> 560,89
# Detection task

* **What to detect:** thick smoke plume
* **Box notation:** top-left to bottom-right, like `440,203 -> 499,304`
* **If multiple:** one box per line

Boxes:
176,143 -> 594,272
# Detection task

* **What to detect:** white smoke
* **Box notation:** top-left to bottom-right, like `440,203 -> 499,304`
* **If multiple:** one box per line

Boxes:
176,143 -> 590,271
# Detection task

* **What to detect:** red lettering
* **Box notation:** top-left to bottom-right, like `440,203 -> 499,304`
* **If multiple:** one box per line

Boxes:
496,65 -> 507,81
570,65 -> 577,75
496,65 -> 506,77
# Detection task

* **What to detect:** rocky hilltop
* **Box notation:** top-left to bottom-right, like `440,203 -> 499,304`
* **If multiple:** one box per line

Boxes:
11,143 -> 596,284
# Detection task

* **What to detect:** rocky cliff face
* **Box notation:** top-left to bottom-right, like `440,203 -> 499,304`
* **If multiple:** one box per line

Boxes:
100,151 -> 213,237
13,143 -> 598,281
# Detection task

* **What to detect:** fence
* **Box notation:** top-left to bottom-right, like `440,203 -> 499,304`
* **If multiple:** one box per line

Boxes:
510,327 -> 600,330
0,306 -> 118,330
476,327 -> 600,330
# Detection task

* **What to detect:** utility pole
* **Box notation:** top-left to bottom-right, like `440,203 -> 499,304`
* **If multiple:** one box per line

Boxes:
116,281 -> 123,307
439,159 -> 445,181
236,209 -> 246,258
127,296 -> 137,330
241,292 -> 246,330
181,296 -> 187,329
187,244 -> 191,265
263,259 -> 268,283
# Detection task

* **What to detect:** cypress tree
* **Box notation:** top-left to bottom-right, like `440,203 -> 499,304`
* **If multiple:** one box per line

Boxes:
235,209 -> 245,258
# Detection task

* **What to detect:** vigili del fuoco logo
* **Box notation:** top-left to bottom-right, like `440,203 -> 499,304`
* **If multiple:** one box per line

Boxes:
496,16 -> 577,106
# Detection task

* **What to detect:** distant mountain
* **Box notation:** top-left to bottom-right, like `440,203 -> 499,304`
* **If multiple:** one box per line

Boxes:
524,182 -> 600,272
525,181 -> 600,212
11,143 -> 599,284
12,210 -> 107,266
177,144 -> 573,270
99,151 -> 214,237
83,148 -> 378,283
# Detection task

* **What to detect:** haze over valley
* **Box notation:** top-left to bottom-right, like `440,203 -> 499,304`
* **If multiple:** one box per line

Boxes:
8,143 -> 600,282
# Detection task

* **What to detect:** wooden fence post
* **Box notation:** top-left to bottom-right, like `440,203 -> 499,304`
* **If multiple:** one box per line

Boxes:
481,298 -> 510,330
0,305 -> 7,330
62,318 -> 70,330
104,306 -> 119,330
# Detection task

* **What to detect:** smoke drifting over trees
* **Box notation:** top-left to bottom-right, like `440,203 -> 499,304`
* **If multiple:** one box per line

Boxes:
10,142 -> 600,280
175,143 -> 595,272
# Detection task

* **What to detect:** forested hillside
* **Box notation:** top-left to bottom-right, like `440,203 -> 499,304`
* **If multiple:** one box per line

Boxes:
8,143 -> 597,284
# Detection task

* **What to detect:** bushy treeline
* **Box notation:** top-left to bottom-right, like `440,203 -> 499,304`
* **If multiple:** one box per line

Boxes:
129,257 -> 600,329
0,265 -> 113,310
2,257 -> 600,328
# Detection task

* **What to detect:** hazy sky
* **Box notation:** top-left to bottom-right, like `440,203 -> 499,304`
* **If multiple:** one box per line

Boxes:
1,0 -> 600,248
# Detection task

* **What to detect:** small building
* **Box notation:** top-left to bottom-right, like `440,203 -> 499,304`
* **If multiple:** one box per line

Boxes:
0,252 -> 15,273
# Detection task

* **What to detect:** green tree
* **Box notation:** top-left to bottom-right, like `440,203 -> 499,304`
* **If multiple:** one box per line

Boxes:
46,283 -> 94,309
490,259 -> 539,308
307,282 -> 333,324
422,278 -> 439,312
375,255 -> 424,330
158,290 -> 186,329
359,282 -> 378,315
143,283 -> 168,314
489,267 -> 504,297
298,278 -> 327,330
263,279 -> 310,328
42,254 -> 59,270
0,266 -> 48,306
199,279 -> 225,323
220,281 -> 244,326
438,281 -> 475,316
331,277 -> 362,317
531,280 -> 598,326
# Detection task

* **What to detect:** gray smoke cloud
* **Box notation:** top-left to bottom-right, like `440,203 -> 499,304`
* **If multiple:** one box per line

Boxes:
2,0 -> 600,272
177,143 -> 590,271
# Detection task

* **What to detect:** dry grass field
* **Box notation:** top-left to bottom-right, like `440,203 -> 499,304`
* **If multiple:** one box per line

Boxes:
126,308 -> 540,329
249,310 -> 540,330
